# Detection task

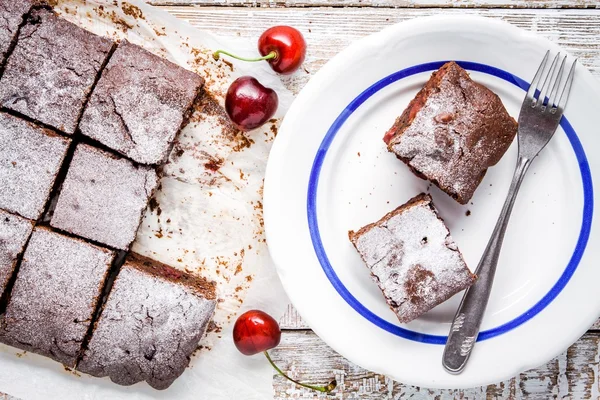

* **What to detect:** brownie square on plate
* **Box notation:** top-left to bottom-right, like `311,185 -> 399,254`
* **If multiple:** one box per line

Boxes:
349,193 -> 476,323
0,227 -> 115,367
79,40 -> 204,165
384,61 -> 518,204
0,8 -> 114,134
0,0 -> 36,67
0,112 -> 71,220
78,253 -> 217,390
0,209 -> 33,300
50,144 -> 158,250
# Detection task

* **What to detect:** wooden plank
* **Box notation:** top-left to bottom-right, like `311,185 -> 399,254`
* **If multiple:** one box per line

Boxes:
156,6 -> 600,96
148,0 -> 600,9
280,304 -> 311,330
270,330 -> 600,399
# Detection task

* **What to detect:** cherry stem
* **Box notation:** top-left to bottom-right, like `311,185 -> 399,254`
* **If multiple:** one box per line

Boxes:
213,50 -> 277,63
263,351 -> 336,393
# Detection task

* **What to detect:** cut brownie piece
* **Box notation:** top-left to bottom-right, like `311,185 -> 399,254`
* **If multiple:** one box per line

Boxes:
0,0 -> 35,68
50,144 -> 158,250
0,227 -> 115,367
0,8 -> 114,134
384,61 -> 518,204
349,193 -> 475,323
78,253 -> 217,390
0,210 -> 33,300
0,112 -> 71,220
79,40 -> 204,165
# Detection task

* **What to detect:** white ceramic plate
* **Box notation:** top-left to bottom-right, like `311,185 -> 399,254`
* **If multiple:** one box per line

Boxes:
263,15 -> 600,389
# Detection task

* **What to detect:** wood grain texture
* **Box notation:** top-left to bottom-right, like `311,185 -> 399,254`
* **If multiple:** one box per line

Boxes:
270,330 -> 600,399
152,5 -> 600,398
158,6 -> 600,96
148,0 -> 600,9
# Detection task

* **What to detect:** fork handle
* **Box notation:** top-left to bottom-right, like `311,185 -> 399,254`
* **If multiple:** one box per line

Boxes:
442,156 -> 532,374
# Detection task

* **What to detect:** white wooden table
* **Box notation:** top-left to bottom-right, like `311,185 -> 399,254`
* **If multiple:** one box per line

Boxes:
160,2 -> 600,398
4,1 -> 600,398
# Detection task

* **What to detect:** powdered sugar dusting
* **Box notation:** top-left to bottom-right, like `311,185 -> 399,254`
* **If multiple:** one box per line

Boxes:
351,194 -> 475,323
0,227 -> 115,367
0,112 -> 71,220
51,144 -> 158,250
80,40 -> 204,165
0,0 -> 34,60
78,259 -> 216,390
389,62 -> 517,204
0,8 -> 114,134
0,210 -> 33,299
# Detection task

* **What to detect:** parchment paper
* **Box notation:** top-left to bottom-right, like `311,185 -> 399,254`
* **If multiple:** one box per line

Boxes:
0,1 -> 293,398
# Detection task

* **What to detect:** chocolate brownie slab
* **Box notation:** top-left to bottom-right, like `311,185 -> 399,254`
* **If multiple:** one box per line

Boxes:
78,253 -> 217,390
384,62 -> 518,204
0,112 -> 70,220
0,0 -> 35,68
349,193 -> 475,323
80,40 -> 204,165
0,227 -> 115,367
0,8 -> 114,134
0,210 -> 33,300
50,144 -> 158,250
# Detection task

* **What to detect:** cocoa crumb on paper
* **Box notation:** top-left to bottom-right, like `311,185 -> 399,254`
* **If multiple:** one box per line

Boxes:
121,2 -> 144,20
204,154 -> 224,172
93,6 -> 134,32
234,264 -> 242,275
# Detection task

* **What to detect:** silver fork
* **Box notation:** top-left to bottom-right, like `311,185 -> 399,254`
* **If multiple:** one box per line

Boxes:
442,51 -> 577,374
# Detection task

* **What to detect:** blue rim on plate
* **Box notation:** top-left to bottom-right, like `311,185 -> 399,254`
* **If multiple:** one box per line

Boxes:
307,61 -> 594,345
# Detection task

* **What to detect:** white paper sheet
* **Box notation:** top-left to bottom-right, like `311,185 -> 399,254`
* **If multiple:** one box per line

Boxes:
0,1 -> 293,398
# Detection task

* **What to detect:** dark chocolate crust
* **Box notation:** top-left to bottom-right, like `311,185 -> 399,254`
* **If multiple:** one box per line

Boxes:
0,227 -> 115,367
50,144 -> 158,251
0,111 -> 71,220
385,62 -> 518,204
349,193 -> 476,323
80,40 -> 205,165
0,8 -> 114,134
0,209 -> 33,300
77,254 -> 217,390
126,253 -> 217,300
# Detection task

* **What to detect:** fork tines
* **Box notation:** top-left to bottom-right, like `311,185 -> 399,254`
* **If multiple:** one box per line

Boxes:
526,51 -> 577,115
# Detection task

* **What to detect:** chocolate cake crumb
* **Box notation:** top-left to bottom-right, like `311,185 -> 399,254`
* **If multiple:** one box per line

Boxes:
0,112 -> 71,220
349,193 -> 475,323
385,62 -> 517,204
78,253 -> 216,390
80,40 -> 204,165
50,144 -> 158,250
0,227 -> 115,367
0,210 -> 33,300
0,8 -> 114,134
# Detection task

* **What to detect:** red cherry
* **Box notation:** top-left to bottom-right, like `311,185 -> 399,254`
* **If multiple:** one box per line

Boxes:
258,26 -> 306,75
213,26 -> 306,75
233,310 -> 281,356
225,76 -> 278,131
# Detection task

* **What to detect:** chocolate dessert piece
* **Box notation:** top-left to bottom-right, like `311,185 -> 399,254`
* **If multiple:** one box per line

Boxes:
0,0 -> 35,68
78,253 -> 217,390
0,112 -> 71,220
79,40 -> 204,165
384,62 -> 518,204
50,144 -> 158,250
0,210 -> 33,300
0,227 -> 115,367
0,8 -> 114,134
349,193 -> 475,323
